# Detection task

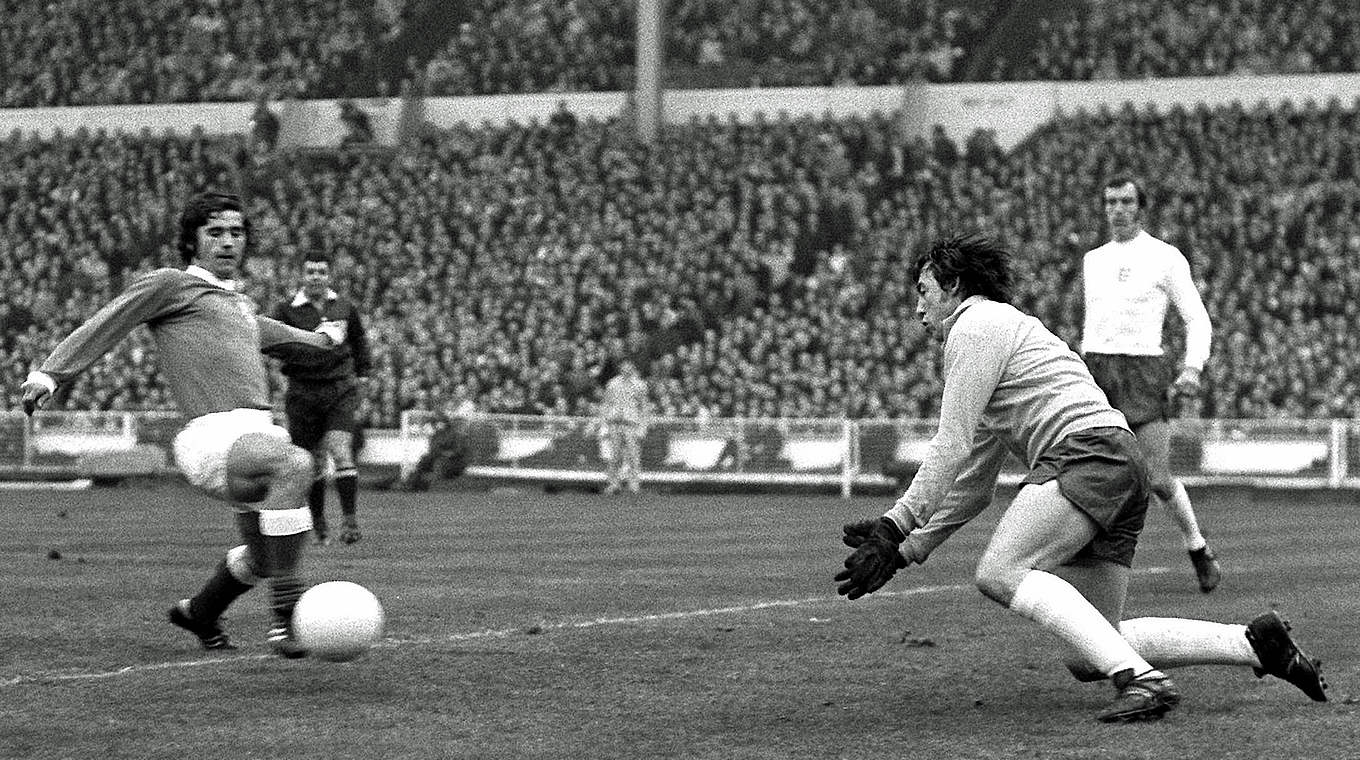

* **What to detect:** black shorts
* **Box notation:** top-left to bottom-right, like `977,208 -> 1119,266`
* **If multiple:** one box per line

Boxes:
1022,426 -> 1150,568
284,378 -> 360,451
1084,353 -> 1173,428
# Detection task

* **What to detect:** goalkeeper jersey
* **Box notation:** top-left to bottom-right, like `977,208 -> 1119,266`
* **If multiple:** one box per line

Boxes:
885,296 -> 1128,563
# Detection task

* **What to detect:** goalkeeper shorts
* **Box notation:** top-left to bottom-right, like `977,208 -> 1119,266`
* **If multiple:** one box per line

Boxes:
1023,426 -> 1150,568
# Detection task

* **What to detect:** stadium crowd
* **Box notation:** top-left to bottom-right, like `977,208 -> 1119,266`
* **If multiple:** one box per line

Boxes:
0,0 -> 396,107
1004,0 -> 1360,82
4,0 -> 1358,107
3,97 -> 1360,426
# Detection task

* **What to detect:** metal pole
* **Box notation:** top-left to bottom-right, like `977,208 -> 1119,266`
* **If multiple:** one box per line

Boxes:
634,0 -> 662,143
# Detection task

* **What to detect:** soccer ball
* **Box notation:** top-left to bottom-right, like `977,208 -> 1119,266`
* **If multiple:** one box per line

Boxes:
292,581 -> 385,662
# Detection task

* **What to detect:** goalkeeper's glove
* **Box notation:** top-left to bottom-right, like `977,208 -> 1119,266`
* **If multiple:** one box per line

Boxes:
834,516 -> 907,600
20,371 -> 56,416
314,319 -> 347,345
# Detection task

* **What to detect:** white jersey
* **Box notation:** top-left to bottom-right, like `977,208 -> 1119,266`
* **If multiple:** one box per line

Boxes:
1081,230 -> 1212,370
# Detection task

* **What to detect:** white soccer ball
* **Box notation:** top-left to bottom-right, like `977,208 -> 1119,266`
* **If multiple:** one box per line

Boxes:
292,581 -> 385,662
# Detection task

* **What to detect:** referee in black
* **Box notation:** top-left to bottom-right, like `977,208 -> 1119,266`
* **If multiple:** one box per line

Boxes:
272,251 -> 371,544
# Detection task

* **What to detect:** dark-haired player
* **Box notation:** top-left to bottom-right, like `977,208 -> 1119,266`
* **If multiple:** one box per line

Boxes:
272,251 -> 370,545
835,235 -> 1326,722
1083,176 -> 1221,592
19,191 -> 345,658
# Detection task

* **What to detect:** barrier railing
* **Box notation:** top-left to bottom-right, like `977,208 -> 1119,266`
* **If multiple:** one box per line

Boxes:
4,410 -> 1350,495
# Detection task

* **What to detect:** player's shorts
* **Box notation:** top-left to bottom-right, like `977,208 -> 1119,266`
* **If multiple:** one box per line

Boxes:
284,378 -> 360,451
173,408 -> 290,501
1084,353 -> 1173,428
1021,426 -> 1150,568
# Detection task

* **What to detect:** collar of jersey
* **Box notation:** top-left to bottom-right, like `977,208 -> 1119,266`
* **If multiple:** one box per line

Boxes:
185,265 -> 237,291
291,288 -> 339,307
940,294 -> 989,338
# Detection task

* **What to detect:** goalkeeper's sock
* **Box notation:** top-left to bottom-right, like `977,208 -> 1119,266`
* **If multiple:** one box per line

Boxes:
1121,618 -> 1256,668
1009,569 -> 1158,679
189,546 -> 257,622
335,468 -> 358,522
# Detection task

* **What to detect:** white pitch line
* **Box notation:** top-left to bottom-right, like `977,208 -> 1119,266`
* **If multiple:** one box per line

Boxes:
0,566 -> 1175,687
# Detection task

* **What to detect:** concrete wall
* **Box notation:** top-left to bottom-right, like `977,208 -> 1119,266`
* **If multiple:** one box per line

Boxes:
2,73 -> 1357,148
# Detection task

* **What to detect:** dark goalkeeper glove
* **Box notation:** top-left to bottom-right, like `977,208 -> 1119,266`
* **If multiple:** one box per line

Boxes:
834,517 -> 907,600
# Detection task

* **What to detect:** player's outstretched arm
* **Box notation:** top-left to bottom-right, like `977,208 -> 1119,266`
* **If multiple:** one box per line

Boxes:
256,315 -> 346,364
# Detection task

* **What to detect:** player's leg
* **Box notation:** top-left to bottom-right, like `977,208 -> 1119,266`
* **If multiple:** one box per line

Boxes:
977,481 -> 1160,681
978,480 -> 1178,722
623,427 -> 642,493
323,383 -> 362,542
167,414 -> 275,651
1135,419 -> 1221,592
603,425 -> 622,494
1119,612 -> 1327,701
169,537 -> 258,651
1052,559 -> 1130,681
225,432 -> 315,656
286,390 -> 330,544
322,429 -> 361,543
308,450 -> 331,544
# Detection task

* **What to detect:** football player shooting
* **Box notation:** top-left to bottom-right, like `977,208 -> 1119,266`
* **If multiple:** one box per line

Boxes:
834,235 -> 1327,722
19,191 -> 348,658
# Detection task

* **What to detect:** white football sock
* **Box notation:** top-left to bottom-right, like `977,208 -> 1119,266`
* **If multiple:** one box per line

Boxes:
1121,618 -> 1256,668
1162,480 -> 1207,551
1009,569 -> 1158,678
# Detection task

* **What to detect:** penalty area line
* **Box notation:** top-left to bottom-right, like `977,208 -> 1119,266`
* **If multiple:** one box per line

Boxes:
1,565 -> 1175,687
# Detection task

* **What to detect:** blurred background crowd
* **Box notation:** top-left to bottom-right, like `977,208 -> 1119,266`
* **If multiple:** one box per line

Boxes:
2,0 -> 1359,428
2,0 -> 1356,106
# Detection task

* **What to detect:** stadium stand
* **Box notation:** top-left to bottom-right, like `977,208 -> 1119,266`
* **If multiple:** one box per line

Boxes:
4,0 -> 1355,107
3,98 -> 1359,426
0,0 -> 397,107
998,0 -> 1360,82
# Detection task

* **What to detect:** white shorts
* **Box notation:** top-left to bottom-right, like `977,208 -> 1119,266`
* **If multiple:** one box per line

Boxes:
173,409 -> 289,501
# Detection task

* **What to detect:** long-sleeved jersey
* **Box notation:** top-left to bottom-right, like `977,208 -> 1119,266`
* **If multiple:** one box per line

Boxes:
1081,230 -> 1212,371
271,289 -> 370,382
600,372 -> 649,424
885,296 -> 1128,563
38,266 -> 336,419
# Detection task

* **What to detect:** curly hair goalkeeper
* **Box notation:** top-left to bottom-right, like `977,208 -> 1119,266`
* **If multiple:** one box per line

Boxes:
834,234 -> 1326,722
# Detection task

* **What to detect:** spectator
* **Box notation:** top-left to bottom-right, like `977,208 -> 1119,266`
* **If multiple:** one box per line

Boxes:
250,95 -> 281,153
338,100 -> 374,147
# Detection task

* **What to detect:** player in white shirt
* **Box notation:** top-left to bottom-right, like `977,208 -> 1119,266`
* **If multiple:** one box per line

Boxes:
835,235 -> 1326,722
598,359 -> 649,494
1081,177 -> 1222,593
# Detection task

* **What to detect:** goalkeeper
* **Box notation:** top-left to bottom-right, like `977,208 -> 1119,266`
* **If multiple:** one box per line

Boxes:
835,235 -> 1327,723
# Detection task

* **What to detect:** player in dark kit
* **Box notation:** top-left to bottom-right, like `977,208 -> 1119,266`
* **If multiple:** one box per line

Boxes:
19,191 -> 348,657
272,251 -> 371,545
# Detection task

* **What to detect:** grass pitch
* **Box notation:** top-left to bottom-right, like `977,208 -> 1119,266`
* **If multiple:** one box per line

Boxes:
2,482 -> 1357,759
